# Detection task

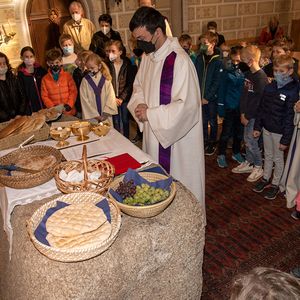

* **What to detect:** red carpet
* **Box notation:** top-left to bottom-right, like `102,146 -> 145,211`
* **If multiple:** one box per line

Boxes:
202,154 -> 300,299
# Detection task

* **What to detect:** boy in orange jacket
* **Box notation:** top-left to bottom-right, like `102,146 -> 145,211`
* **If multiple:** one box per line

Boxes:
41,48 -> 77,115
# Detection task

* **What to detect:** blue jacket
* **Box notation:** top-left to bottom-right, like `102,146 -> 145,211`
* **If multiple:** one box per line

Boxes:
254,77 -> 299,145
217,66 -> 245,116
194,52 -> 222,102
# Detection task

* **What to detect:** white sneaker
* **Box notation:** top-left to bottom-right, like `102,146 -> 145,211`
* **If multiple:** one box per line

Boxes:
247,166 -> 263,182
232,161 -> 253,174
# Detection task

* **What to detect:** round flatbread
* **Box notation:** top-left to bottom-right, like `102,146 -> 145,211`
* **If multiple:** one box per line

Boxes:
16,155 -> 56,171
46,203 -> 107,237
46,221 -> 112,249
0,116 -> 29,139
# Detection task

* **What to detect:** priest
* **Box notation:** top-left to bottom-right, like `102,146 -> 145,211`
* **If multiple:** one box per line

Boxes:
128,7 -> 205,215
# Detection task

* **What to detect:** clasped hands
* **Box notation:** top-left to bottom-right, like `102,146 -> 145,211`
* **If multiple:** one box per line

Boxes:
134,103 -> 148,123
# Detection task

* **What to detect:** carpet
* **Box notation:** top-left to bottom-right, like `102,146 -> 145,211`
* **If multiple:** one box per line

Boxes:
202,155 -> 300,299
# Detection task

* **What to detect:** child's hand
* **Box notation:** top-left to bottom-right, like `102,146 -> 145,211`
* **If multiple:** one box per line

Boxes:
201,99 -> 208,105
253,130 -> 261,138
240,114 -> 249,126
116,98 -> 123,106
279,144 -> 288,151
294,100 -> 300,113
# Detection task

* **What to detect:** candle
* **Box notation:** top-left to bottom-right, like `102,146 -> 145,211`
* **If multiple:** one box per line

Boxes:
2,25 -> 8,36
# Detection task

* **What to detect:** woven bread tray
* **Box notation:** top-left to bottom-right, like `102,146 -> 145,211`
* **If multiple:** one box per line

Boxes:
108,172 -> 176,218
0,145 -> 62,189
27,192 -> 121,262
55,145 -> 115,194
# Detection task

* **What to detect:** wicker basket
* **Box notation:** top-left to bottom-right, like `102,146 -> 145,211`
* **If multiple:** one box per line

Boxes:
108,172 -> 176,218
55,145 -> 115,194
27,192 -> 121,262
0,145 -> 62,189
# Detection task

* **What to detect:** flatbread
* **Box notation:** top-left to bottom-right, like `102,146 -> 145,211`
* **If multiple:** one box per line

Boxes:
46,203 -> 107,237
15,155 -> 56,171
46,221 -> 112,249
0,116 -> 29,139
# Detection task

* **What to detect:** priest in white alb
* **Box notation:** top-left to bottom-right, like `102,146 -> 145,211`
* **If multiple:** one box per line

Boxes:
128,7 -> 205,216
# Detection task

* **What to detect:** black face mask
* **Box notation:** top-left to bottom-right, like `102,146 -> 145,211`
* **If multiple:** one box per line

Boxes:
136,40 -> 155,54
238,62 -> 250,73
50,65 -> 61,73
133,48 -> 144,57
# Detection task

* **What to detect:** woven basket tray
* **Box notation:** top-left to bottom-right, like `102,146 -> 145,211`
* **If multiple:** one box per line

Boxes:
108,172 -> 176,218
55,145 -> 115,194
0,145 -> 62,189
27,192 -> 121,262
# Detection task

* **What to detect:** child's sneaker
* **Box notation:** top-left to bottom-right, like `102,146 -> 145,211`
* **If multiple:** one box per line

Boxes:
264,184 -> 279,200
205,144 -> 216,156
291,210 -> 300,220
253,178 -> 270,193
232,153 -> 245,164
247,166 -> 263,182
232,161 -> 253,173
217,155 -> 228,168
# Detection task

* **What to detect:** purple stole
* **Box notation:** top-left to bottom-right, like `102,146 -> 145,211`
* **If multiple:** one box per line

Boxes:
85,75 -> 106,115
158,51 -> 177,174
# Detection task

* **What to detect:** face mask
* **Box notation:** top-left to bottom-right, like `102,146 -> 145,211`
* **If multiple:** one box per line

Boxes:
274,71 -> 293,88
137,38 -> 156,55
72,13 -> 81,22
50,65 -> 61,73
200,44 -> 208,54
133,48 -> 144,57
100,26 -> 110,35
109,53 -> 118,62
238,62 -> 250,73
223,51 -> 229,58
184,48 -> 190,54
24,58 -> 35,66
0,66 -> 8,75
89,70 -> 99,77
63,46 -> 74,56
209,29 -> 216,34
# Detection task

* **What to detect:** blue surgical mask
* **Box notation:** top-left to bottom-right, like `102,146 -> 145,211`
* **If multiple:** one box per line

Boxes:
274,71 -> 293,88
63,46 -> 74,56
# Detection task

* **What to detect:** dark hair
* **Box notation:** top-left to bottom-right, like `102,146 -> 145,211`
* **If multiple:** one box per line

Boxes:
0,52 -> 13,75
98,14 -> 112,26
45,47 -> 62,62
129,7 -> 166,35
20,46 -> 35,57
179,34 -> 192,43
230,45 -> 243,56
207,21 -> 217,29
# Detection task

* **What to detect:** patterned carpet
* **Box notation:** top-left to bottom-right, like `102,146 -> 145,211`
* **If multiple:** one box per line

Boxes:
201,154 -> 300,299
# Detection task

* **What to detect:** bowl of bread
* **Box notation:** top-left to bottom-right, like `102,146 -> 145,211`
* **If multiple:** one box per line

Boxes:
91,121 -> 111,137
0,145 -> 63,189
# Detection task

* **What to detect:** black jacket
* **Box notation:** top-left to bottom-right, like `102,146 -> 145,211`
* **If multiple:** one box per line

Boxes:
254,77 -> 299,145
107,57 -> 137,103
72,67 -> 88,113
89,29 -> 122,59
0,72 -> 27,122
17,63 -> 47,113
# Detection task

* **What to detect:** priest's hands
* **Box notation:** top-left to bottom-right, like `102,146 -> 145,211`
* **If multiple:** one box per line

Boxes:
134,103 -> 148,122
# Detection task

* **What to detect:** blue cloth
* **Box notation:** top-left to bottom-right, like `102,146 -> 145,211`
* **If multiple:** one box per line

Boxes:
34,198 -> 111,246
109,168 -> 173,204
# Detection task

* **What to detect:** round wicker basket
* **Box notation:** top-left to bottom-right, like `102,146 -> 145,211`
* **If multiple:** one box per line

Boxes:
54,145 -> 115,194
108,172 -> 176,218
27,192 -> 121,262
0,145 -> 62,189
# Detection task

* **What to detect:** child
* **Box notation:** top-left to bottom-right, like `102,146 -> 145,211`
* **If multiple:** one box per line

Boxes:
72,50 -> 93,117
80,53 -> 117,122
232,45 -> 269,182
59,33 -> 77,74
107,40 -> 136,138
230,267 -> 300,300
178,34 -> 196,63
0,52 -> 26,122
217,46 -> 245,168
252,55 -> 299,199
17,46 -> 47,114
194,31 -> 223,155
41,48 -> 77,115
206,21 -> 225,47
280,100 -> 300,212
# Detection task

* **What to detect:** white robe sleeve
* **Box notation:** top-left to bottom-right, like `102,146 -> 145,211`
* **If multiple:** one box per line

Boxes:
102,80 -> 118,116
146,54 -> 200,149
80,78 -> 99,119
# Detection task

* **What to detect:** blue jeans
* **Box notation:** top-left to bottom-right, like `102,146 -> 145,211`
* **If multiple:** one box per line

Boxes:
113,102 -> 130,138
244,118 -> 262,166
202,101 -> 218,145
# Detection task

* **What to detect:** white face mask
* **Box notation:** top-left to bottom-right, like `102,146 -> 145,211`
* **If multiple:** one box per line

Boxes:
209,29 -> 216,34
24,58 -> 35,66
109,53 -> 118,62
72,13 -> 81,22
0,66 -> 8,75
101,26 -> 110,35
63,46 -> 74,56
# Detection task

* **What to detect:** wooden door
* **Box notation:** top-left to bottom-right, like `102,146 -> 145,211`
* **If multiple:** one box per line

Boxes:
26,0 -> 72,66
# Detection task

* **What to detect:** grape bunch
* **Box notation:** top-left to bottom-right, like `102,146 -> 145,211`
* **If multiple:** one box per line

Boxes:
124,183 -> 170,206
116,179 -> 136,199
